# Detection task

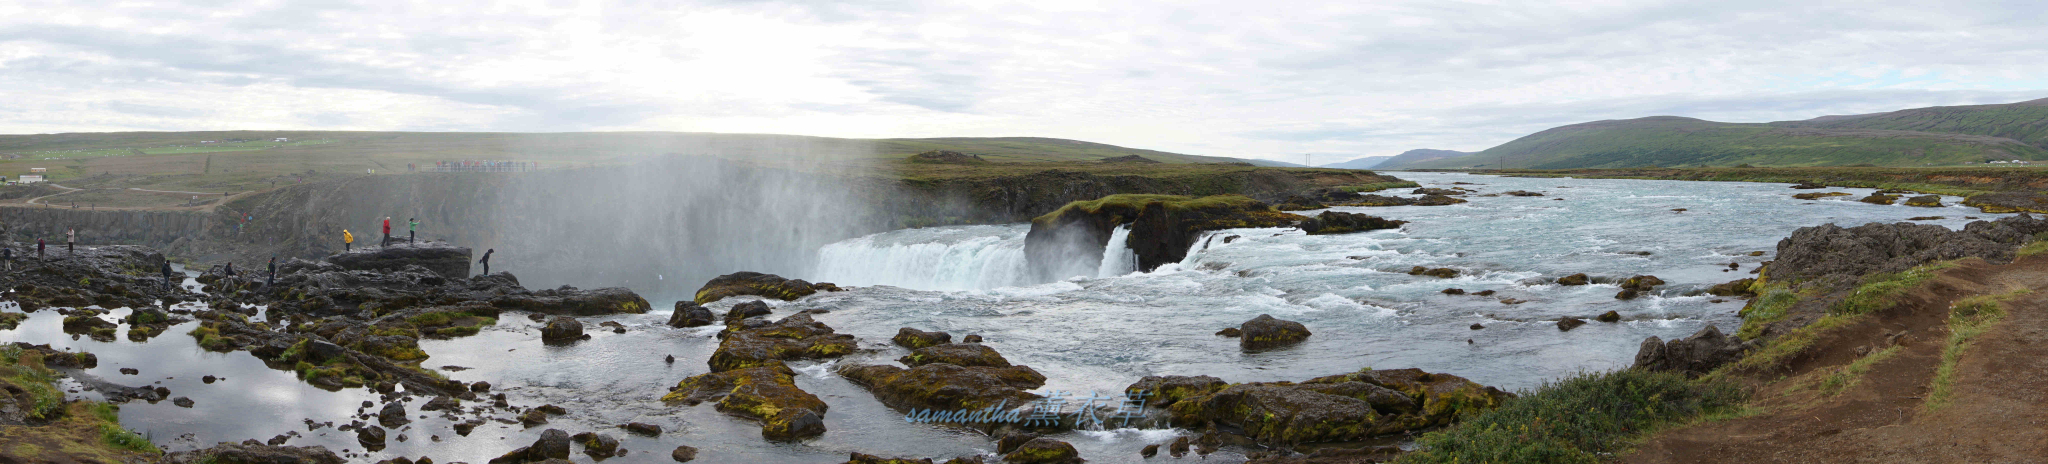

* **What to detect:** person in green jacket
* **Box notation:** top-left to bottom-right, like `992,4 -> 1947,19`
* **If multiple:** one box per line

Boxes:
409,218 -> 419,245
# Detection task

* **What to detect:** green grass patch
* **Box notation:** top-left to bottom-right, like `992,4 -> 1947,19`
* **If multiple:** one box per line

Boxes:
1738,285 -> 1800,339
1813,345 -> 1902,396
1396,369 -> 1746,464
2,347 -> 68,420
2019,233 -> 2048,258
1831,261 -> 1959,315
1926,290 -> 2027,410
1724,313 -> 1867,375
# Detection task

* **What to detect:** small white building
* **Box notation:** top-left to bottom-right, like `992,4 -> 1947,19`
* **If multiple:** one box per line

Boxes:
274,137 -> 290,142
19,174 -> 45,183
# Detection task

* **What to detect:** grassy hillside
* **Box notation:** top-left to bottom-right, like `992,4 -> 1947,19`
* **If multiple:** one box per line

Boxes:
1405,115 -> 2048,169
1369,149 -> 1471,170
1777,98 -> 2048,150
0,131 -> 1270,192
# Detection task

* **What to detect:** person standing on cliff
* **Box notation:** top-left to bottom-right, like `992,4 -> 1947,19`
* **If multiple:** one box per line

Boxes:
478,248 -> 495,276
381,217 -> 392,247
66,227 -> 75,255
162,259 -> 175,291
408,218 -> 419,245
267,257 -> 277,288
2,246 -> 10,271
38,238 -> 45,261
343,229 -> 355,252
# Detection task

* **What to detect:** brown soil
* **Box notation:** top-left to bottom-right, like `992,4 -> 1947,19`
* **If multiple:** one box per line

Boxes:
1625,256 -> 2048,463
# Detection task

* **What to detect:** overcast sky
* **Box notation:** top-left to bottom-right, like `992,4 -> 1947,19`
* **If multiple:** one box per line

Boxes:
3,1 -> 2044,163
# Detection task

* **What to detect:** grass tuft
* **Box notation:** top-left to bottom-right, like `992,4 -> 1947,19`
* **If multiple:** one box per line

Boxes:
1396,369 -> 1746,464
1831,261 -> 1958,315
1926,289 -> 2027,410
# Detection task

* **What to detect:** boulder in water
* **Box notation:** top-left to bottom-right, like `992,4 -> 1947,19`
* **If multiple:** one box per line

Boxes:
899,343 -> 1010,368
668,302 -> 715,328
837,361 -> 1045,413
708,313 -> 855,372
1556,273 -> 1590,286
162,442 -> 346,464
1003,438 -> 1082,464
1903,195 -> 1943,207
540,317 -> 585,344
1556,317 -> 1587,331
1300,211 -> 1407,235
663,362 -> 829,440
892,327 -> 953,349
1859,193 -> 1899,205
695,272 -> 828,304
1238,314 -> 1311,350
328,242 -> 472,280
1150,367 -> 1510,446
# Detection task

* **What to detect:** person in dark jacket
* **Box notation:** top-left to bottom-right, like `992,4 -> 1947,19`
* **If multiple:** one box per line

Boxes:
162,260 -> 175,291
267,257 -> 277,288
478,248 -> 495,276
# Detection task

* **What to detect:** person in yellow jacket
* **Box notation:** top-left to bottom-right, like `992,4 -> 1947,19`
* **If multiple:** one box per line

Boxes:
343,229 -> 355,252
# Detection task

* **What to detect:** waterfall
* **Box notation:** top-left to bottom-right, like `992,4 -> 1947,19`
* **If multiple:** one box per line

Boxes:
811,226 -> 1031,291
1096,225 -> 1138,278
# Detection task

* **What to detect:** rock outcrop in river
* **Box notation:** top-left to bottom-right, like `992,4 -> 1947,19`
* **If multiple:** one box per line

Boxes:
1131,368 -> 1512,446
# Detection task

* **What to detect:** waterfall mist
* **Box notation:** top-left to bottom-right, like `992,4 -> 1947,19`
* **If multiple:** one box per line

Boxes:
477,152 -> 887,303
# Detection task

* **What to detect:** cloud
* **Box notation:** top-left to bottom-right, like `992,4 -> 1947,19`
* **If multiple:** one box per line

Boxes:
0,0 -> 2043,160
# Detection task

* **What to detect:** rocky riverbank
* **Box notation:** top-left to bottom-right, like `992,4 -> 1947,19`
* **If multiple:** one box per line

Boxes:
1460,166 -> 2048,213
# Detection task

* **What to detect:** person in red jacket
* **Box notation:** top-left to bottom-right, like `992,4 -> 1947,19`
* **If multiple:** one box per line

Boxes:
381,217 -> 392,247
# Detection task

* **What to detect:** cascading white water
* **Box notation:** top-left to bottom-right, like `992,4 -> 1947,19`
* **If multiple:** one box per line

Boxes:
811,225 -> 1031,291
1096,225 -> 1138,278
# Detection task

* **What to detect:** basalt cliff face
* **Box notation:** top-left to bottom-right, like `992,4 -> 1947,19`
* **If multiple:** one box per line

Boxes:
1023,195 -> 1306,281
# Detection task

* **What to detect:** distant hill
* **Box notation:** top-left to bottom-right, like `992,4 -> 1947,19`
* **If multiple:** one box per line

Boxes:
1371,149 -> 1472,170
1402,98 -> 2048,169
1319,156 -> 1393,170
1774,98 -> 2048,150
876,136 -> 1268,164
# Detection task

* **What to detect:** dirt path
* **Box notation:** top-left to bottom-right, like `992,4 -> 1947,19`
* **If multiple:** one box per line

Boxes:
22,183 -> 79,205
1625,256 -> 2048,463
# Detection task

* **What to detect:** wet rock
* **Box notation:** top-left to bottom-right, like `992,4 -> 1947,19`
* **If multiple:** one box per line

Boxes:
1903,195 -> 1943,207
203,375 -> 218,384
1615,275 -> 1664,300
120,367 -> 139,375
536,404 -> 567,415
1157,368 -> 1508,446
995,431 -> 1039,454
377,401 -> 409,427
708,312 -> 856,372
540,316 -> 585,344
162,442 -> 346,464
356,425 -> 388,451
764,408 -> 826,441
900,343 -> 1011,368
1503,190 -> 1544,196
1215,327 -> 1241,337
893,327 -> 954,349
1473,290 -> 1496,296
962,334 -> 983,343
1125,375 -> 1228,407
664,363 -> 830,439
695,272 -> 830,304
1859,193 -> 1899,205
1140,444 -> 1159,458
671,445 -> 699,462
1169,436 -> 1190,457
1003,438 -> 1082,464
471,381 -> 492,392
420,396 -> 459,412
329,242 -> 473,280
1793,191 -> 1852,200
173,396 -> 195,408
453,421 -> 480,436
1556,273 -> 1590,286
1470,323 -> 1484,330
847,452 -> 935,464
1556,317 -> 1587,331
599,321 -> 626,334
1299,211 -> 1406,235
838,362 -> 1044,413
577,432 -> 620,459
1441,288 -> 1465,295
1633,325 -> 1749,377
1239,314 -> 1312,350
520,409 -> 550,427
1406,266 -> 1459,278
723,301 -> 773,326
1707,278 -> 1757,297
621,422 -> 662,436
1596,311 -> 1621,323
668,302 -> 715,328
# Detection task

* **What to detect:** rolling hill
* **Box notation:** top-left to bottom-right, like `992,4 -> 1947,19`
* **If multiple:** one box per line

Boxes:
1402,98 -> 2048,169
1369,149 -> 1472,170
1318,156 -> 1393,170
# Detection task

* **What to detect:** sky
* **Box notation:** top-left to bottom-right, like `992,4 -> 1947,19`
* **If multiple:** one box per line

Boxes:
2,0 -> 2045,163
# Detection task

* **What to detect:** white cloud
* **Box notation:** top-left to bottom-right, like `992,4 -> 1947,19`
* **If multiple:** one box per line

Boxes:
0,0 -> 2043,160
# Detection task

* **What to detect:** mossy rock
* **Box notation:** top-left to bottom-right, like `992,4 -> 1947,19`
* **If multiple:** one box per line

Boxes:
708,313 -> 856,372
899,343 -> 1010,368
663,362 -> 829,439
695,272 -> 826,305
837,362 -> 1045,413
